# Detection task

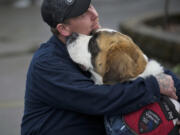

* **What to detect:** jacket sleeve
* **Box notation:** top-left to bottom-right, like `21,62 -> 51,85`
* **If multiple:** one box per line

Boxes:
164,69 -> 180,102
30,56 -> 160,116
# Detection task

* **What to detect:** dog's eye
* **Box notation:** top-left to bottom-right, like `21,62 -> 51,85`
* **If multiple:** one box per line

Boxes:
98,63 -> 102,66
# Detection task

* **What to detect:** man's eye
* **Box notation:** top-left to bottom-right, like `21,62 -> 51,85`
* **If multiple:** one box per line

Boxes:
89,4 -> 94,9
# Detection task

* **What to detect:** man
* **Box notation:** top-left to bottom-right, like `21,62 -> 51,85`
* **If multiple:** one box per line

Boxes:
21,0 -> 180,135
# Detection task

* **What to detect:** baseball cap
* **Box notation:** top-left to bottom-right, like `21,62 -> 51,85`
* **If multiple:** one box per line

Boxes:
41,0 -> 91,28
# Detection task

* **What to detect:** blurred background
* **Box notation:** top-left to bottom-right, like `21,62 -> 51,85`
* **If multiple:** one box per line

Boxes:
0,0 -> 180,135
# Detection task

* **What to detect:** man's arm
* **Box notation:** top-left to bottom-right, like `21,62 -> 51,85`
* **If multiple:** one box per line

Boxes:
162,69 -> 180,134
30,57 -> 161,116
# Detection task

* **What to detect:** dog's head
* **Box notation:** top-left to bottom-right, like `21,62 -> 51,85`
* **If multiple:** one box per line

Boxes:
67,28 -> 147,84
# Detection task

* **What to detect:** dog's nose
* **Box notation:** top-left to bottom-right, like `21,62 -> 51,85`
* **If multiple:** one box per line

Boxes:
66,33 -> 79,45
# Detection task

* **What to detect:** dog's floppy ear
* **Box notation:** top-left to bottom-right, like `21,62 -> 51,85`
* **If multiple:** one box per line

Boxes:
103,48 -> 135,84
103,44 -> 146,84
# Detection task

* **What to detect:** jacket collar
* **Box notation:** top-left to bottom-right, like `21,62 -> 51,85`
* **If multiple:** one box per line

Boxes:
49,35 -> 70,58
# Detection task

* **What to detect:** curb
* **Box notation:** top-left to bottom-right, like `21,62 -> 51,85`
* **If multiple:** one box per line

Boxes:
0,44 -> 39,59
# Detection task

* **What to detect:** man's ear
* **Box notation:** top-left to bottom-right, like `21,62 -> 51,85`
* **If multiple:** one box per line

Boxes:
56,23 -> 71,36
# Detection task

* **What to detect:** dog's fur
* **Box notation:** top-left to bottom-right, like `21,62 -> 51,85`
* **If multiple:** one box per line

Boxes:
67,28 -> 180,125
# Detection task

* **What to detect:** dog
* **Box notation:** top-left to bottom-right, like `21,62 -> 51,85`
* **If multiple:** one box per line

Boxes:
66,28 -> 180,135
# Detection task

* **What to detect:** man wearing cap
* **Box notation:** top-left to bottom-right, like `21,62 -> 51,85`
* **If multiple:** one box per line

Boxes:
21,0 -> 180,135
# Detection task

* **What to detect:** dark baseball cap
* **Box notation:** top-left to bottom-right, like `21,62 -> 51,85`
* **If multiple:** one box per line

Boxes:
41,0 -> 91,28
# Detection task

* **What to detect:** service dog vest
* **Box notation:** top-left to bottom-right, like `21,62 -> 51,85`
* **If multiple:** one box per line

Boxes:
123,96 -> 180,135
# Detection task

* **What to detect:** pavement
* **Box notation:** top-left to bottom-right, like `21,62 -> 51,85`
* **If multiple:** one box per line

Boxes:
0,0 -> 180,135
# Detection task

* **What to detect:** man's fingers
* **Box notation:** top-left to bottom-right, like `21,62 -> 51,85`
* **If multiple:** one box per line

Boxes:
171,92 -> 178,100
173,87 -> 178,100
171,85 -> 176,92
173,93 -> 178,100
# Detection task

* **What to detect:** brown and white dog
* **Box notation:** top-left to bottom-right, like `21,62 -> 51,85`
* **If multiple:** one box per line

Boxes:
67,28 -> 180,134
67,28 -> 165,84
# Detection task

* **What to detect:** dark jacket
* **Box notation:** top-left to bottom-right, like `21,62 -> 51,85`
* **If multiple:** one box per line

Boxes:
21,35 -> 180,135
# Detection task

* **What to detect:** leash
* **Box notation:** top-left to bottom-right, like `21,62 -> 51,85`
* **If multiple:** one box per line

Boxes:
159,95 -> 180,135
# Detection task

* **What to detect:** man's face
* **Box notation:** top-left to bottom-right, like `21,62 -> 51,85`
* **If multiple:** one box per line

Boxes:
67,5 -> 101,35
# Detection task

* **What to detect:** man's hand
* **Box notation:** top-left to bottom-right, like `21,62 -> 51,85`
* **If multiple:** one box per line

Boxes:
155,73 -> 178,100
